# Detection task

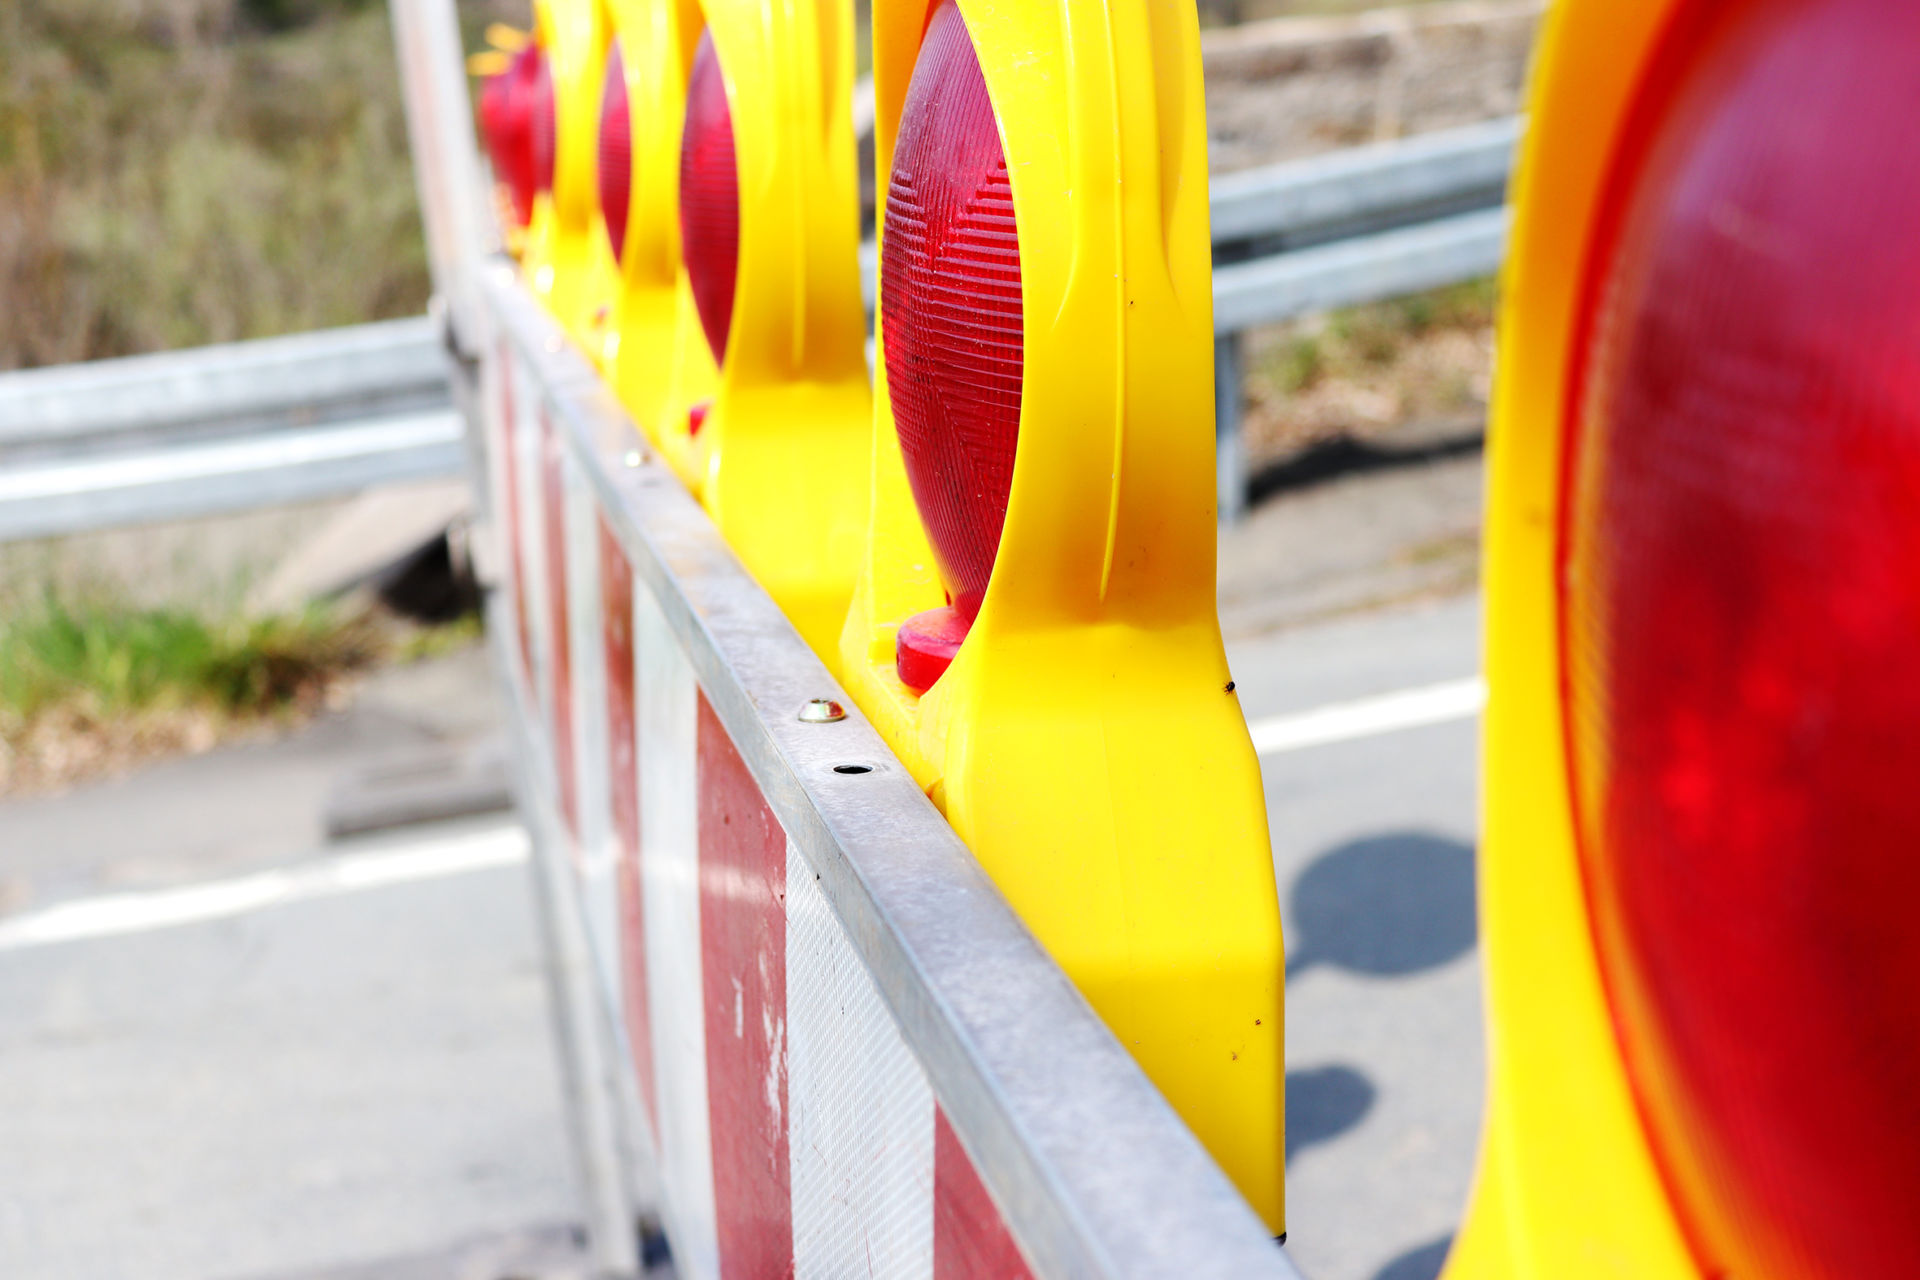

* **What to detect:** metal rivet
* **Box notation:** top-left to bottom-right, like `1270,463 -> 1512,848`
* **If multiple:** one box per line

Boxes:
622,450 -> 643,469
798,699 -> 847,724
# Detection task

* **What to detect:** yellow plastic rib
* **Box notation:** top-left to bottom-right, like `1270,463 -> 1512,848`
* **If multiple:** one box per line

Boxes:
525,0 -> 618,347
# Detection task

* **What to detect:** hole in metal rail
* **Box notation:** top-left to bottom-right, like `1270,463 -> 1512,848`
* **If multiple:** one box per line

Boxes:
832,764 -> 874,775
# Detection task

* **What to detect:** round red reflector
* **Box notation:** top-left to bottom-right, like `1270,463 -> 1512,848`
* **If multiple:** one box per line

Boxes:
530,47 -> 556,195
677,31 -> 739,365
480,69 -> 510,170
880,0 -> 1021,644
491,46 -> 542,228
1562,0 -> 1920,1274
598,40 -> 632,265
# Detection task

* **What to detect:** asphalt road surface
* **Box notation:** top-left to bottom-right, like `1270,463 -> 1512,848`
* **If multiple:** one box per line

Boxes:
1230,592 -> 1483,1280
0,590 -> 1484,1280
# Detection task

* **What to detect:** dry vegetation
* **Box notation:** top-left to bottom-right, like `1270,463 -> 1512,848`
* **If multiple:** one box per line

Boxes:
0,0 -> 503,792
0,0 -> 517,371
1243,276 -> 1497,467
1201,0 -> 1465,22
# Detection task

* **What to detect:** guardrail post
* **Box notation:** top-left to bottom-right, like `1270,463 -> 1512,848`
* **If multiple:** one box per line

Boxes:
1216,332 -> 1248,525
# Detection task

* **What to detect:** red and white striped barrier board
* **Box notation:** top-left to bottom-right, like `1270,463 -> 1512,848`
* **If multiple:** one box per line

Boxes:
465,265 -> 1299,1280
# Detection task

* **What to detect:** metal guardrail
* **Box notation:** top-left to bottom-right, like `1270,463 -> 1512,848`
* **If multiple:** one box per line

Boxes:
0,119 -> 1514,541
0,318 -> 460,541
0,408 -> 465,542
0,315 -> 447,448
1207,118 -> 1517,521
1208,116 -> 1517,250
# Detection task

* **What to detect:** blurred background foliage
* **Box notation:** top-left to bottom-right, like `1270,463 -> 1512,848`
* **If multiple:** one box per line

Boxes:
0,0 -> 1431,373
0,0 -> 517,371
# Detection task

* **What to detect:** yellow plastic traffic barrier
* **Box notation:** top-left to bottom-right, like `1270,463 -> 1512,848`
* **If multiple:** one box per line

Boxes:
524,0 -> 618,347
485,21 -> 531,53
1445,10 -> 1696,1272
1453,0 -> 1920,1275
842,0 -> 1285,1234
597,0 -> 703,439
598,0 -> 870,667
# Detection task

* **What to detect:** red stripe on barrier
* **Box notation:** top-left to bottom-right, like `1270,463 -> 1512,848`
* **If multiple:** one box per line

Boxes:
933,1106 -> 1037,1280
540,409 -> 578,839
497,344 -> 533,682
601,514 -> 657,1133
696,693 -> 794,1279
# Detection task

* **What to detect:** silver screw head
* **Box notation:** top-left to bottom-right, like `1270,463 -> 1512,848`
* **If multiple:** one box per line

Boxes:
798,699 -> 847,724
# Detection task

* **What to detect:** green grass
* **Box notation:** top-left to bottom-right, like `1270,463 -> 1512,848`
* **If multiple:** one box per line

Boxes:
1243,274 -> 1499,457
1263,275 -> 1499,395
1328,276 -> 1500,364
0,596 -> 380,724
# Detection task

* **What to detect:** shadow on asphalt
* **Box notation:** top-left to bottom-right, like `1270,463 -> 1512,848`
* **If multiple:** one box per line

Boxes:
1286,1063 -> 1376,1162
1285,832 -> 1477,980
1374,1234 -> 1455,1280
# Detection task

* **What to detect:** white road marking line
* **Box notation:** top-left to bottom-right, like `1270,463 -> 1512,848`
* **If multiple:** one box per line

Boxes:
0,824 -> 529,952
0,677 -> 1482,948
1248,676 -> 1487,756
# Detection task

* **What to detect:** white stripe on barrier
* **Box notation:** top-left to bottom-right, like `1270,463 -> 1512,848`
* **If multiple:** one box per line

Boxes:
787,838 -> 937,1280
635,579 -> 723,1280
0,825 -> 528,951
565,448 -> 624,1005
0,411 -> 460,503
1247,676 -> 1487,756
514,368 -> 555,770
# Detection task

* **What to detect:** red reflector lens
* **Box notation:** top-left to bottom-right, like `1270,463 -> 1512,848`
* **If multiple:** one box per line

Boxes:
531,47 -> 556,195
480,70 -> 510,171
880,0 -> 1021,633
598,40 -> 632,265
491,46 -> 542,228
1562,1 -> 1920,1275
678,31 -> 739,365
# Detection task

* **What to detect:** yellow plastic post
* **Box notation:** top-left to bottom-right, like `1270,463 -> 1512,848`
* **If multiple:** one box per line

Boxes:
603,0 -> 872,668
601,0 -> 706,439
842,0 -> 1286,1234
525,0 -> 619,347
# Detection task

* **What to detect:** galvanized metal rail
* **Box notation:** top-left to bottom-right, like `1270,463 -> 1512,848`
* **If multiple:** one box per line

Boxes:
0,317 -> 459,541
